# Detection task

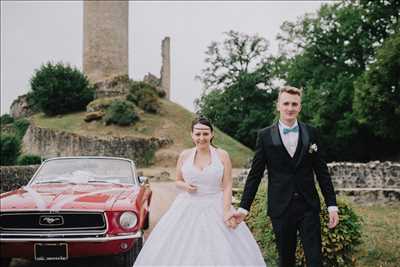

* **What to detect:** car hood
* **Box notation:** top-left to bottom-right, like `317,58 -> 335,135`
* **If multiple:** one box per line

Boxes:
0,183 -> 138,212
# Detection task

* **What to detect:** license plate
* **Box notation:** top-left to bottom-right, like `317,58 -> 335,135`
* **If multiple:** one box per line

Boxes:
34,243 -> 68,261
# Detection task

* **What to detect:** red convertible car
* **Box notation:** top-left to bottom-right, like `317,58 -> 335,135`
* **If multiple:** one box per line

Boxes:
0,157 -> 152,267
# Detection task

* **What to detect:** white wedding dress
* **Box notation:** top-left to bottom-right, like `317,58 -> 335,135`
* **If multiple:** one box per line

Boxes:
134,147 -> 266,266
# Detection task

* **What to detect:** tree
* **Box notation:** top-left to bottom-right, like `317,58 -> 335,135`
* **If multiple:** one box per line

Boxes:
29,62 -> 94,116
0,114 -> 14,125
196,30 -> 272,92
196,31 -> 278,148
197,72 -> 277,148
277,0 -> 400,161
353,32 -> 400,158
0,134 -> 21,166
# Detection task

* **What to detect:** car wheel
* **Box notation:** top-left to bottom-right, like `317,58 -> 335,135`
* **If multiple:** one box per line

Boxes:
116,235 -> 143,267
0,257 -> 11,267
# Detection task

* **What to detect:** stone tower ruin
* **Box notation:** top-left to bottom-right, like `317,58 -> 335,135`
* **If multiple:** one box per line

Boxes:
83,1 -> 129,83
160,37 -> 171,99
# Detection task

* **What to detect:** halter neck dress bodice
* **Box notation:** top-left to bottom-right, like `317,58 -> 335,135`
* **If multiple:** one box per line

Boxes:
181,146 -> 224,197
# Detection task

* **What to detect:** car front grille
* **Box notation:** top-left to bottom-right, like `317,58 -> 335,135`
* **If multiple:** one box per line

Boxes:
0,211 -> 107,238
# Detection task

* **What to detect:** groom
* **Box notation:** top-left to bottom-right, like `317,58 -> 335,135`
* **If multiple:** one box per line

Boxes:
235,86 -> 339,267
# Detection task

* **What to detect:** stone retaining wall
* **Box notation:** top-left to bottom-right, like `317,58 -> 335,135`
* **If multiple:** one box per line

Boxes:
329,161 -> 400,188
22,124 -> 173,167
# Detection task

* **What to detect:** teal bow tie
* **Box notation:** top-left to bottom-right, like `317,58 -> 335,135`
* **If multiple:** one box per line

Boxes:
283,125 -> 299,135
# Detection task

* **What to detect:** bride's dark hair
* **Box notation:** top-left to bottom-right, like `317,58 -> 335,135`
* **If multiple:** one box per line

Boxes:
191,115 -> 215,146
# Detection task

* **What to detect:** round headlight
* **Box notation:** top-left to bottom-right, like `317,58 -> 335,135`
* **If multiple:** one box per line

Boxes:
119,211 -> 138,229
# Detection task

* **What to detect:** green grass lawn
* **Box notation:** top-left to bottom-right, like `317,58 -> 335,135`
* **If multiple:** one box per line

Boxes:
254,202 -> 400,267
354,203 -> 400,267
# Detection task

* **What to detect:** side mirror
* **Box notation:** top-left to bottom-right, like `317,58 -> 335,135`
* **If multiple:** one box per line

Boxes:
138,176 -> 149,185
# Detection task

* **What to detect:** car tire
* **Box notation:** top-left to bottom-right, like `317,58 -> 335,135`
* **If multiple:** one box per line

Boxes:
117,235 -> 143,267
0,257 -> 11,267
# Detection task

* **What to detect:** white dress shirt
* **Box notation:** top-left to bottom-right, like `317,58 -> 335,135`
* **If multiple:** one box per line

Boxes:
278,120 -> 299,157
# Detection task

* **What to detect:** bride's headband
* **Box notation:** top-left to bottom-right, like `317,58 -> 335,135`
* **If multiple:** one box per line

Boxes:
193,124 -> 211,131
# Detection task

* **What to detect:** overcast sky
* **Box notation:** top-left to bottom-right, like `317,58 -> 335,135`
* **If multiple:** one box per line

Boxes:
1,1 -> 329,115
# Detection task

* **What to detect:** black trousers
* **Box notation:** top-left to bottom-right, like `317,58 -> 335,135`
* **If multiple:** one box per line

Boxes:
270,193 -> 322,267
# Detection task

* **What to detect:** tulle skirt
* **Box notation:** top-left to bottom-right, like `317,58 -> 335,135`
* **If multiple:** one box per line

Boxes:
134,191 -> 266,266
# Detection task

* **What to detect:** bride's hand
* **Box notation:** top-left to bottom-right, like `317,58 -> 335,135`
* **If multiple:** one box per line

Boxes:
224,210 -> 238,229
224,217 -> 238,229
186,183 -> 197,193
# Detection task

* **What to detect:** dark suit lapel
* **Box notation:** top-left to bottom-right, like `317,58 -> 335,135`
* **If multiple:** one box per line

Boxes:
271,122 -> 281,147
295,122 -> 310,168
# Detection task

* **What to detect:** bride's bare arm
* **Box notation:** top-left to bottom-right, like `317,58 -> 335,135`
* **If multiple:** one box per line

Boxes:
175,150 -> 196,192
219,149 -> 233,215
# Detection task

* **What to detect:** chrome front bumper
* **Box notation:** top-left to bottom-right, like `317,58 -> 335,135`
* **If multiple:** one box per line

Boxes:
0,231 -> 142,243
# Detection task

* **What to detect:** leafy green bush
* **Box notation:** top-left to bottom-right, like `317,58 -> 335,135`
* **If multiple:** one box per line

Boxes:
25,91 -> 41,113
156,88 -> 166,98
86,96 -> 124,112
296,200 -> 362,266
0,114 -> 14,125
0,134 -> 21,166
234,184 -> 362,266
142,145 -> 157,166
127,81 -> 161,113
17,154 -> 42,165
104,100 -> 139,126
29,62 -> 94,116
13,118 -> 30,139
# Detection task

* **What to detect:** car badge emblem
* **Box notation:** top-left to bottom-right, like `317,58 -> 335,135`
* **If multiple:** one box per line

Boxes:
39,215 -> 64,226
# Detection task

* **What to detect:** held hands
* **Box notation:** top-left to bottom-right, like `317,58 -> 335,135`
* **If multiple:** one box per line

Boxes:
224,210 -> 247,229
224,210 -> 238,229
233,211 -> 247,225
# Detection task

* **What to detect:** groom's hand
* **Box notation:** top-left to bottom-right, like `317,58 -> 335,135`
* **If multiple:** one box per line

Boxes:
328,211 -> 339,229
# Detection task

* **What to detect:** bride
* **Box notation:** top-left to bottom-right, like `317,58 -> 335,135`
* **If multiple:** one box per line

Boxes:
134,116 -> 266,266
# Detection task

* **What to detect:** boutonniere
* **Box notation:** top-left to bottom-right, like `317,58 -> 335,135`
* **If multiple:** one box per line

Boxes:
309,143 -> 318,154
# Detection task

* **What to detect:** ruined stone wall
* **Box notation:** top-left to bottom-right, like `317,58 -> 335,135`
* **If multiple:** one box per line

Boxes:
235,161 -> 400,204
329,162 -> 400,203
10,94 -> 36,119
329,161 -> 400,188
94,75 -> 130,99
160,37 -> 171,99
22,124 -> 173,167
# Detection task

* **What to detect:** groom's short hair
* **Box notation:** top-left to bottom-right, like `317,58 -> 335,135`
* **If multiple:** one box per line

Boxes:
278,86 -> 303,99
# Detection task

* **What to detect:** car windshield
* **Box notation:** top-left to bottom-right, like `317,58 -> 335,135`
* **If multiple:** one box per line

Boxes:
32,158 -> 135,185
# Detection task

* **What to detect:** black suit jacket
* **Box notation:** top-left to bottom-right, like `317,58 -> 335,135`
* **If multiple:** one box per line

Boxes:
240,122 -> 337,218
